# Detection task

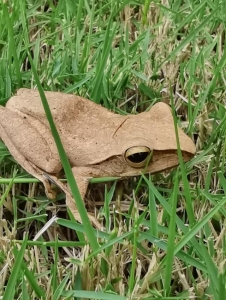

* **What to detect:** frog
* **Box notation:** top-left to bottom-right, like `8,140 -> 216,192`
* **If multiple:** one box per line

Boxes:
0,88 -> 196,227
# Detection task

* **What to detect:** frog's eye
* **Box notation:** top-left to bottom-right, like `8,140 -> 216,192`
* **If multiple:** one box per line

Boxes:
125,146 -> 152,168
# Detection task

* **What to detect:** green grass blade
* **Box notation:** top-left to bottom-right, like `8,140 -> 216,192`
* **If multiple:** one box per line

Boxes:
3,4 -> 22,86
173,196 -> 226,255
157,6 -> 218,69
53,274 -> 70,300
170,91 -> 195,225
139,231 -> 208,273
0,170 -> 17,206
164,173 -> 179,296
90,18 -> 117,103
51,239 -> 59,292
62,290 -> 127,300
13,247 -> 45,299
26,52 -> 99,251
3,235 -> 28,300
22,276 -> 31,300
148,174 -> 158,237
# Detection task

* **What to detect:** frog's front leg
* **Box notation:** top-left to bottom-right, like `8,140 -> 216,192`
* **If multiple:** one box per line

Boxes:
66,166 -> 104,229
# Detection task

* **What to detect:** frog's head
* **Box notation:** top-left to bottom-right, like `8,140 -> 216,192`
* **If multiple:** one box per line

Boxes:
113,102 -> 196,175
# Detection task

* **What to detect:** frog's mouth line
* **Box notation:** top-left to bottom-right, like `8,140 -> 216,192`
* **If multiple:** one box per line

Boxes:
152,149 -> 193,161
146,149 -> 193,173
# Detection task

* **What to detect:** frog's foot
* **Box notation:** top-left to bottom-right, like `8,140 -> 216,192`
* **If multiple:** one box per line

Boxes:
68,167 -> 104,229
42,171 -> 102,229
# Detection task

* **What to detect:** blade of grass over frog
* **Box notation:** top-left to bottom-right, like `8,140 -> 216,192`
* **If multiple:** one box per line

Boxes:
134,151 -> 153,196
157,6 -> 218,69
125,151 -> 153,228
61,290 -> 126,300
170,91 -> 195,225
3,4 -> 22,87
0,170 -> 17,206
3,235 -> 29,300
26,51 -> 99,251
164,172 -> 179,296
92,176 -> 120,183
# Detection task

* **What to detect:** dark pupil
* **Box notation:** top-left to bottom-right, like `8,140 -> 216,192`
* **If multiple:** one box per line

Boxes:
127,152 -> 149,163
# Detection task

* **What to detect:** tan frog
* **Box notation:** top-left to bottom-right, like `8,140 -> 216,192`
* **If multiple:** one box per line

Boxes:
0,88 -> 196,226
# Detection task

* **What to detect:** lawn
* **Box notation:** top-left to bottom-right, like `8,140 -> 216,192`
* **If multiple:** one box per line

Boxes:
0,0 -> 225,299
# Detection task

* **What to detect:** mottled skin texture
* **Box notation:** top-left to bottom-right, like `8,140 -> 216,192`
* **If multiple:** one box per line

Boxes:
0,89 -> 196,227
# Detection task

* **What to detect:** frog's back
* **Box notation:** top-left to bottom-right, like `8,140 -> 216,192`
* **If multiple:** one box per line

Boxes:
7,88 -> 112,122
6,88 -> 124,166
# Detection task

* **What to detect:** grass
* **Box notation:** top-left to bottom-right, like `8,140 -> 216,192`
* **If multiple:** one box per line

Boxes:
0,0 -> 226,299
